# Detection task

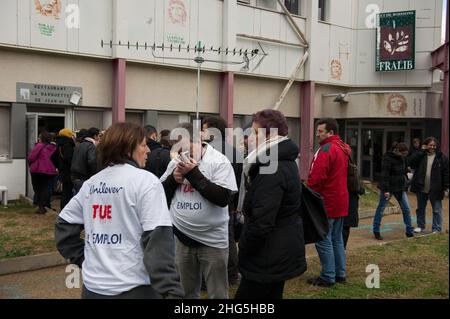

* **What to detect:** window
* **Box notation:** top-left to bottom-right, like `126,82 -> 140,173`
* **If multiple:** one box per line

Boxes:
74,109 -> 103,131
125,112 -> 143,126
256,0 -> 277,10
285,0 -> 300,16
318,0 -> 327,21
0,106 -> 11,160
157,113 -> 181,133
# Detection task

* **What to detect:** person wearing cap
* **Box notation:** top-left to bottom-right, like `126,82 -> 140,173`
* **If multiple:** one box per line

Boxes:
55,128 -> 76,210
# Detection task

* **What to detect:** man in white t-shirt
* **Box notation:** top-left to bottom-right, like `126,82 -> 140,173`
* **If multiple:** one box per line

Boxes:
161,122 -> 238,299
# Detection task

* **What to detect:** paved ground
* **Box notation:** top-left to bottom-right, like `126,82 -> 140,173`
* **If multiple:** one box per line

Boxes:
0,193 -> 448,299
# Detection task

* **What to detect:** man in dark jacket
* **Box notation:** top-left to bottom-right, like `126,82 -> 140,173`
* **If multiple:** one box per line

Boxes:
235,109 -> 306,299
71,127 -> 100,194
144,126 -> 172,178
202,116 -> 244,286
372,142 -> 414,240
307,118 -> 350,287
408,137 -> 449,233
55,128 -> 76,210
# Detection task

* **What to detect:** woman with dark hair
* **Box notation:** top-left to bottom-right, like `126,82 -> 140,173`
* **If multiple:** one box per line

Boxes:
372,142 -> 414,240
55,122 -> 184,299
409,137 -> 449,233
235,109 -> 306,299
28,131 -> 58,214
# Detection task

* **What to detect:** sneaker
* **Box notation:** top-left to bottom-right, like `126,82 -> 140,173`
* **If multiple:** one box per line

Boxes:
406,232 -> 414,238
374,232 -> 383,240
335,276 -> 346,284
413,227 -> 423,233
307,276 -> 335,287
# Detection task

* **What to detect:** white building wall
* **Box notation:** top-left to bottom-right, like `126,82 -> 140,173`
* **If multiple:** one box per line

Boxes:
0,0 -> 443,87
0,160 -> 26,200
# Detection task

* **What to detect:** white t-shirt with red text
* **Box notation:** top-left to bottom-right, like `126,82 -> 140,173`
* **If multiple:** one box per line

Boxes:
59,163 -> 172,295
160,145 -> 238,249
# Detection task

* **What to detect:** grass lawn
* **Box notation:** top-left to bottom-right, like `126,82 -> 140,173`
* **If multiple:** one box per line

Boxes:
280,233 -> 449,299
359,185 -> 395,211
0,200 -> 58,259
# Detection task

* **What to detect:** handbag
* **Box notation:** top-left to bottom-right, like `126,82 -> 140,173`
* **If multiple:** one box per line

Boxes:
54,179 -> 63,194
300,183 -> 329,244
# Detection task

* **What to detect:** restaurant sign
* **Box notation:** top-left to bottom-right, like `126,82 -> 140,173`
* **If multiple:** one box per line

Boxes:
17,82 -> 82,105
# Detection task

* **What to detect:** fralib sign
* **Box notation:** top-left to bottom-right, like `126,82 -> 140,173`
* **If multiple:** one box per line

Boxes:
376,10 -> 415,72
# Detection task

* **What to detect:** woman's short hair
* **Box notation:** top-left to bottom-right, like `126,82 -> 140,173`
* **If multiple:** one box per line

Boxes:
394,142 -> 408,153
97,122 -> 147,168
39,131 -> 51,144
252,109 -> 289,136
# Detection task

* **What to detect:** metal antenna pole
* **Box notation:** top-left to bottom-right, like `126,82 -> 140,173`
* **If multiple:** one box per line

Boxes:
193,41 -> 204,131
196,61 -> 201,122
100,39 -> 268,128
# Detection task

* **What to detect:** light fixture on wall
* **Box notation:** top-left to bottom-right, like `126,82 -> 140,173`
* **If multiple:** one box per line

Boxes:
70,91 -> 82,105
334,93 -> 349,103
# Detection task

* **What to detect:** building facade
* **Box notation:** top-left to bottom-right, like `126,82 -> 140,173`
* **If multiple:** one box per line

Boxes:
0,0 -> 446,199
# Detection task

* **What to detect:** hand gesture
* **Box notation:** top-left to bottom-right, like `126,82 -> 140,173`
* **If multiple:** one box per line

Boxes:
176,157 -> 198,175
173,167 -> 185,184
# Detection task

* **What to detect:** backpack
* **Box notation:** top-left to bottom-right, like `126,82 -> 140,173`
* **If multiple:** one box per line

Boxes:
337,142 -> 362,193
347,157 -> 362,193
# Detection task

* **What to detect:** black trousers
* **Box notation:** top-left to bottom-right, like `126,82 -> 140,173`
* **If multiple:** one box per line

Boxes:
228,211 -> 239,283
235,278 -> 285,299
31,173 -> 53,209
60,180 -> 74,210
82,285 -> 160,299
343,226 -> 351,250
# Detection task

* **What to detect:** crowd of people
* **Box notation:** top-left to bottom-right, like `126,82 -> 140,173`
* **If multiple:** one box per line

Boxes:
26,110 -> 448,299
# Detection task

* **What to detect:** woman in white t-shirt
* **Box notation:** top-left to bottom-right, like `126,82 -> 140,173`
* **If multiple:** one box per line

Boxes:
55,122 -> 184,299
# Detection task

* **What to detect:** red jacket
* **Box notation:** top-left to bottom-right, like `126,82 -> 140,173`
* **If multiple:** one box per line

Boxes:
307,135 -> 351,218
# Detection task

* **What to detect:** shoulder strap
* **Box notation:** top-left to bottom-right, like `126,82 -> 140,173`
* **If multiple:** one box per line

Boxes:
336,141 -> 359,167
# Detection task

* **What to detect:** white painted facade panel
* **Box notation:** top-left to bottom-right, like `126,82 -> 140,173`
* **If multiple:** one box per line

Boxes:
356,0 -> 384,29
383,0 -> 410,12
0,0 -> 443,86
313,22 -> 331,83
328,26 -> 353,84
0,0 -> 18,44
0,160 -> 27,200
328,0 -> 354,28
78,0 -> 112,56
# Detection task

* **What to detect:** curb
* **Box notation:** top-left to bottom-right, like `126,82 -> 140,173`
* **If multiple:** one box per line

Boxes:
0,252 -> 68,276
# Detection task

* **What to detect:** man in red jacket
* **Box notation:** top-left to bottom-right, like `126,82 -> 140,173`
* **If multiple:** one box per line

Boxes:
307,118 -> 351,287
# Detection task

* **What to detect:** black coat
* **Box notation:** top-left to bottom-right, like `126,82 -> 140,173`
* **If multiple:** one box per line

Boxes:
55,136 -> 75,183
238,139 -> 307,283
408,150 -> 449,200
71,139 -> 97,180
145,146 -> 171,178
344,187 -> 365,228
210,138 -> 243,211
378,152 -> 408,193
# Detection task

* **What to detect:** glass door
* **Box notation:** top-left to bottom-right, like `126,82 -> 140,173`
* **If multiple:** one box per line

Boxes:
386,130 -> 406,152
361,129 -> 383,180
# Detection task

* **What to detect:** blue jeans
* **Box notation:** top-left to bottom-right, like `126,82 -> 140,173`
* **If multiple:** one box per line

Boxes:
373,191 -> 414,234
416,192 -> 443,232
315,217 -> 346,283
